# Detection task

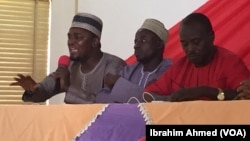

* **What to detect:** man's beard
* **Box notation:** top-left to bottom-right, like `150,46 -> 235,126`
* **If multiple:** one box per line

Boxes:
69,56 -> 80,62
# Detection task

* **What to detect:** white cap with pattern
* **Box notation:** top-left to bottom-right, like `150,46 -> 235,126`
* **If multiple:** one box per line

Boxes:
71,12 -> 103,39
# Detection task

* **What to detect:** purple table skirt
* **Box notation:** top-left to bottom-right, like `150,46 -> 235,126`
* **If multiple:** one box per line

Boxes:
75,104 -> 146,141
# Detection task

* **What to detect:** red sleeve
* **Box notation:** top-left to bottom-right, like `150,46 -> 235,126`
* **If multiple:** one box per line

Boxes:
144,66 -> 173,96
225,56 -> 250,89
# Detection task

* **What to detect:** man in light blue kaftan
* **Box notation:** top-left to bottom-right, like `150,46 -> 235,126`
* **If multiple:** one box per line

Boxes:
95,19 -> 172,103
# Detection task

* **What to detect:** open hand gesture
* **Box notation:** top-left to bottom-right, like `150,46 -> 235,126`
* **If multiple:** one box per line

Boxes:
10,74 -> 38,92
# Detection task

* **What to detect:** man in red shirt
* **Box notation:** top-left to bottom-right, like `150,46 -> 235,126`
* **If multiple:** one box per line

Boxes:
144,12 -> 250,102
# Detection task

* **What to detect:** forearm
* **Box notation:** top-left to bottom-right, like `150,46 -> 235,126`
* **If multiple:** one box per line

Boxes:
198,86 -> 238,100
22,75 -> 62,102
22,86 -> 53,102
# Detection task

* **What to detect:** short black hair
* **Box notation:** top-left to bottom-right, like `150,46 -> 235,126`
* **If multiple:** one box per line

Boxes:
181,12 -> 213,33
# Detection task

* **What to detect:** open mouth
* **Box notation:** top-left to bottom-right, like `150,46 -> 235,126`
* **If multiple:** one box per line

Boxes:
69,48 -> 78,54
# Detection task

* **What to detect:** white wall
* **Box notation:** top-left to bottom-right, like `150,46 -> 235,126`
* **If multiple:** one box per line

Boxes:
48,0 -> 75,104
77,0 -> 208,60
48,0 -> 208,104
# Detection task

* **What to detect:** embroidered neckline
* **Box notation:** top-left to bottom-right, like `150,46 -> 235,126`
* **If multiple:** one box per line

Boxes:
138,65 -> 160,87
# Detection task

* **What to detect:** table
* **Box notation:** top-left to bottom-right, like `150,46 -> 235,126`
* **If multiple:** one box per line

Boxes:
1,100 -> 250,141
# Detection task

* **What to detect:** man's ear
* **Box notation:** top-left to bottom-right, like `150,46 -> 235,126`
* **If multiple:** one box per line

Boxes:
208,30 -> 215,42
157,40 -> 164,50
92,38 -> 100,48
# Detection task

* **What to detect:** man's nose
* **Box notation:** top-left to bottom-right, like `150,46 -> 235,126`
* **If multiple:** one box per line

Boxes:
68,37 -> 77,45
134,42 -> 141,49
186,44 -> 196,53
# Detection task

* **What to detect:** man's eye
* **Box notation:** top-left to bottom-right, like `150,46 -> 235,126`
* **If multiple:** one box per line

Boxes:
181,42 -> 188,47
75,36 -> 81,40
75,35 -> 84,40
72,33 -> 84,39
134,39 -> 147,45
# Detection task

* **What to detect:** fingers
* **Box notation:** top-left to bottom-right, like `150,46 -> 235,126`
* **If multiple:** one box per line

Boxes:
237,85 -> 243,92
17,74 -> 25,79
235,93 -> 250,100
54,67 -> 68,78
234,92 -> 244,100
27,75 -> 32,79
9,82 -> 19,86
243,87 -> 250,95
9,74 -> 35,89
237,79 -> 250,93
240,79 -> 250,87
13,77 -> 21,81
13,75 -> 29,82
243,95 -> 250,99
58,65 -> 67,69
9,77 -> 22,86
56,66 -> 67,72
235,90 -> 250,100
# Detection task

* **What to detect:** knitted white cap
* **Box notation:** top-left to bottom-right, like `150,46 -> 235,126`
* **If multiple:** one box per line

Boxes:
139,19 -> 169,44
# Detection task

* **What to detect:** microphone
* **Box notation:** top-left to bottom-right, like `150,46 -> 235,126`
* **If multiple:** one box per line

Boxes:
55,55 -> 70,92
58,55 -> 70,68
